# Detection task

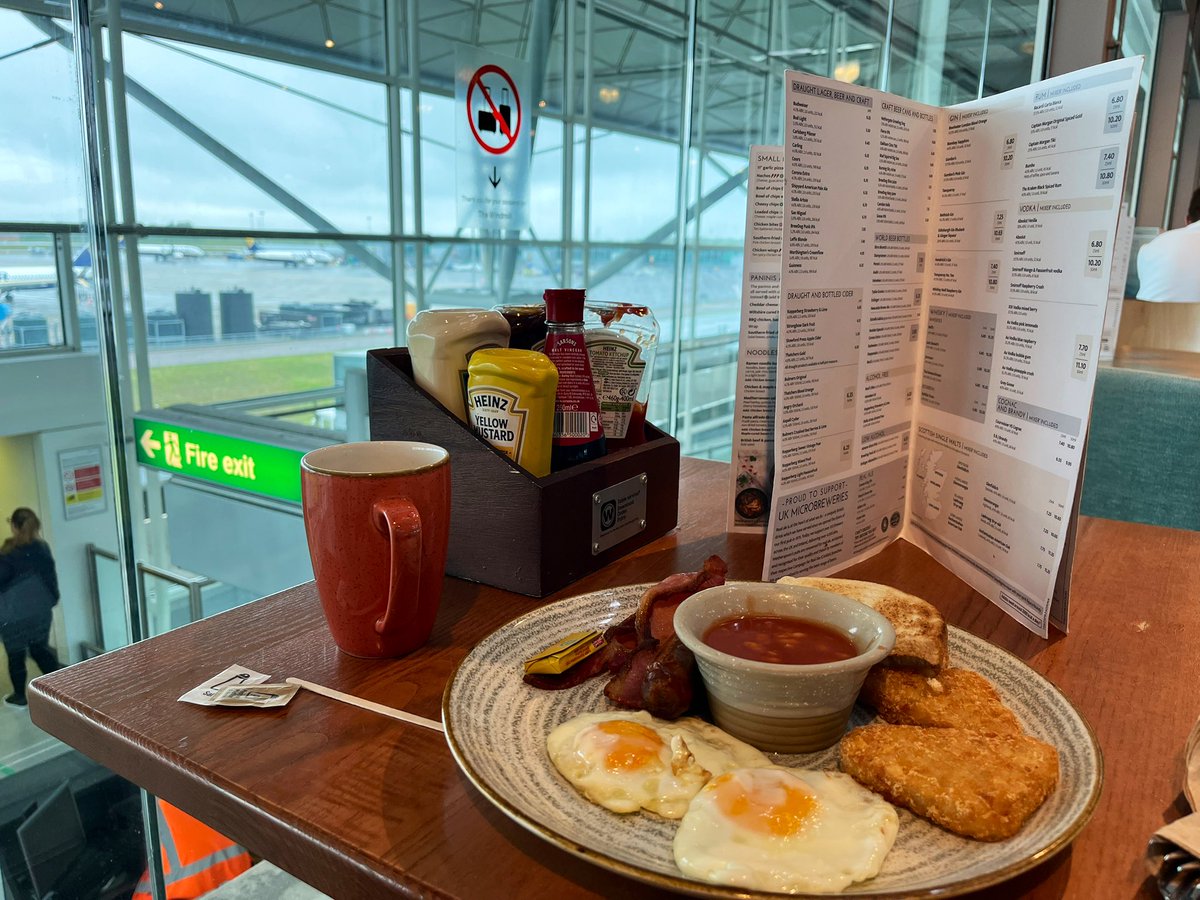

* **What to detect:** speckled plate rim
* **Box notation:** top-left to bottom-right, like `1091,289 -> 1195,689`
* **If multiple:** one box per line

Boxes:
441,583 -> 1103,899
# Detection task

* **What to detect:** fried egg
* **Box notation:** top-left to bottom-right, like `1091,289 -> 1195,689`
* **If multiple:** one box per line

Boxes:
673,766 -> 898,893
546,710 -> 770,818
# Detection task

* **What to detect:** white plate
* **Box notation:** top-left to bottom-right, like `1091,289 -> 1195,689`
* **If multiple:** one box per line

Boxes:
442,583 -> 1102,897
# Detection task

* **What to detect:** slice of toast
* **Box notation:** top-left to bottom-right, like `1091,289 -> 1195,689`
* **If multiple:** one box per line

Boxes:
840,724 -> 1059,841
777,577 -> 948,672
860,667 -> 1023,735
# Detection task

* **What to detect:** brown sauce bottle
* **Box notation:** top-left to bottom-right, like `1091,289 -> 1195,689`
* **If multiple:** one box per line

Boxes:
542,289 -> 606,470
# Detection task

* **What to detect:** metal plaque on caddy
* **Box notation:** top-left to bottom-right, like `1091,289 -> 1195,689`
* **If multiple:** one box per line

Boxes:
591,473 -> 648,555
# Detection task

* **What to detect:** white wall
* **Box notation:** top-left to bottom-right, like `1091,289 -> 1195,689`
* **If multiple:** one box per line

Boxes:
33,427 -> 121,663
0,352 -> 106,438
0,434 -> 39,516
27,424 -> 120,672
1,353 -> 118,662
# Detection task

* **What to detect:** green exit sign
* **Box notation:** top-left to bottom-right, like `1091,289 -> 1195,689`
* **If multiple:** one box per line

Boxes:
133,416 -> 308,503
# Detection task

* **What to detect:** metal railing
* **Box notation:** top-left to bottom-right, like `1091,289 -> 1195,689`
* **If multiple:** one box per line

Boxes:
85,543 -> 214,655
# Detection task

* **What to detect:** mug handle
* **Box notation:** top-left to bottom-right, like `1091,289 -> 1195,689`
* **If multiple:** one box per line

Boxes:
372,497 -> 422,637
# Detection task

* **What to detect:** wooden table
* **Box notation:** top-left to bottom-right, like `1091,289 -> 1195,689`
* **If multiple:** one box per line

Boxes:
1110,345 -> 1200,379
29,459 -> 1200,899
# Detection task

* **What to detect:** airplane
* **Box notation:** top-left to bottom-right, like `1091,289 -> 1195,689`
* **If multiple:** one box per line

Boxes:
116,239 -> 205,260
244,238 -> 336,267
0,249 -> 92,291
138,242 -> 205,260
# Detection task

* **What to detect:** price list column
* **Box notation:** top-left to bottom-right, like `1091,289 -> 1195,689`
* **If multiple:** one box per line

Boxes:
861,100 -> 940,468
784,79 -> 876,282
777,77 -> 877,489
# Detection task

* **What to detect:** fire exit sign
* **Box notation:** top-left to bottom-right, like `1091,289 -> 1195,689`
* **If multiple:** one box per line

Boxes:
133,416 -> 309,503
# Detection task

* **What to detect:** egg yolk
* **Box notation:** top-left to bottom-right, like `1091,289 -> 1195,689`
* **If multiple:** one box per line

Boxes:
712,771 -> 817,837
592,720 -> 666,772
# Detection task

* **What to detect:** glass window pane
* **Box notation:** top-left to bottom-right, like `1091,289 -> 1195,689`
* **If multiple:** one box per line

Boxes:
141,569 -> 197,637
842,18 -> 886,89
588,131 -> 680,242
888,0 -> 977,104
696,2 -> 783,153
0,231 -> 82,352
120,35 -> 388,233
530,117 -> 565,241
786,7 -> 840,79
0,13 -> 148,889
118,0 -> 388,74
418,91 -> 459,236
0,11 -> 87,224
586,8 -> 687,142
603,1 -> 688,33
89,546 -> 127,653
114,236 -> 393,409
697,152 -> 751,243
1120,0 -> 1160,211
981,0 -> 1039,96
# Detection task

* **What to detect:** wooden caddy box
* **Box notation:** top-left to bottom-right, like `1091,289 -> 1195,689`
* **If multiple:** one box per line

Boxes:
367,347 -> 681,597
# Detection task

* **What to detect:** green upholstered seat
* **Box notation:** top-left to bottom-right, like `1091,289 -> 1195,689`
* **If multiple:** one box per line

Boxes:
1080,366 -> 1200,531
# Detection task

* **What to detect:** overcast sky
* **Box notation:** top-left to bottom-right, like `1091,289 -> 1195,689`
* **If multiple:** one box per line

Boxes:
0,9 -> 748,244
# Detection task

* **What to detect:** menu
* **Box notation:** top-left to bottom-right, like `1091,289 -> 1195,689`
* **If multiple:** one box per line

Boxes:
728,146 -> 785,527
728,59 -> 1144,636
1100,205 -> 1135,362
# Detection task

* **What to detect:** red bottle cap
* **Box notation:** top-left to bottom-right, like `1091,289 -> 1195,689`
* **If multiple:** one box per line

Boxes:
543,289 -> 586,324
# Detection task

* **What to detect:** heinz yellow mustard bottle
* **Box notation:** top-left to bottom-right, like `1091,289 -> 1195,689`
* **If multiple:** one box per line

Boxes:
466,349 -> 558,477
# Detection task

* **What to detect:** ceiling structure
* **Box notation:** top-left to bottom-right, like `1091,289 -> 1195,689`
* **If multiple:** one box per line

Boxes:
65,0 -> 1039,155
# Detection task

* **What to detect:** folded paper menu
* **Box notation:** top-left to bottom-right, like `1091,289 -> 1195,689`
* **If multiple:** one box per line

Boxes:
728,58 -> 1145,637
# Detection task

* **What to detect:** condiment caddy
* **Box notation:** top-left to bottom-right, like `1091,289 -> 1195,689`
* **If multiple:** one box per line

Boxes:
366,342 -> 680,597
407,293 -> 659,476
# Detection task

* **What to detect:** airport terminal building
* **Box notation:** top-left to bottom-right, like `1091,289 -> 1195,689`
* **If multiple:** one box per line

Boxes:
0,0 -> 1197,897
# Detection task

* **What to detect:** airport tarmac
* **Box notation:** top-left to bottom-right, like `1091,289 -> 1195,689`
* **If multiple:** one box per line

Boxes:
0,247 -> 745,354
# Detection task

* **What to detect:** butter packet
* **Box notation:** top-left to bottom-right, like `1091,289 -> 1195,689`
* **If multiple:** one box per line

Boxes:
524,630 -> 607,676
210,683 -> 300,708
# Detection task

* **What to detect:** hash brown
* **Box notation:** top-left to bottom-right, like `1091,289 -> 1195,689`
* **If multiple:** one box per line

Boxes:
840,724 -> 1060,841
860,666 -> 1024,735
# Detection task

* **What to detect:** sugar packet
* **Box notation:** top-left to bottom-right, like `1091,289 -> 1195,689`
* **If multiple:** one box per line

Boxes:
209,683 -> 299,708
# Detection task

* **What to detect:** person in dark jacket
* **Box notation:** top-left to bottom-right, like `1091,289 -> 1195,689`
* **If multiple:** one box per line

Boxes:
0,508 -> 63,707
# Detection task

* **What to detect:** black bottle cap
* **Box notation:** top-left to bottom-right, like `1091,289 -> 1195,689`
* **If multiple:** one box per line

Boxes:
543,289 -> 586,324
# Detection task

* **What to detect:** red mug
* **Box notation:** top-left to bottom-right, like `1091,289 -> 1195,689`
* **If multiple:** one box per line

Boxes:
300,441 -> 451,657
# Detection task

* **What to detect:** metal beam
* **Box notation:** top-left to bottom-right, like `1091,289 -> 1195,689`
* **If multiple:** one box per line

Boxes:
667,0 -> 700,430
31,15 -> 400,287
1136,11 -> 1189,227
496,0 -> 561,303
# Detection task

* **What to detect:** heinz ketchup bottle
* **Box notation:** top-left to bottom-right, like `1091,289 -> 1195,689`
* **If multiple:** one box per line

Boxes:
543,289 -> 607,470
